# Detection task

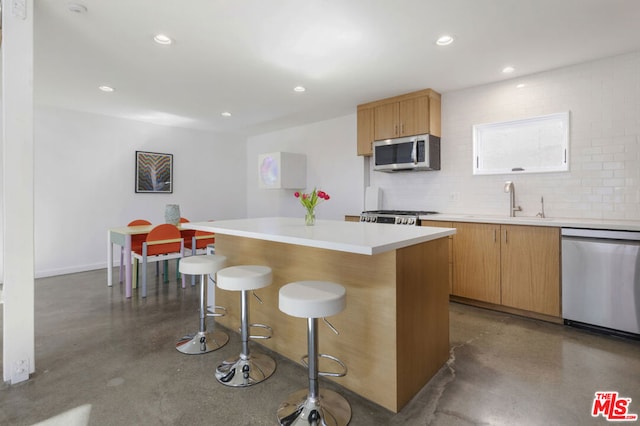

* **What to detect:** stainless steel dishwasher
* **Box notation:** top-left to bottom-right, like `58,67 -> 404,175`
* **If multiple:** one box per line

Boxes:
562,228 -> 640,338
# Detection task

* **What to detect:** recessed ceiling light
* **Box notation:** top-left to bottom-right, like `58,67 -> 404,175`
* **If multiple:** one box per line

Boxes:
435,35 -> 454,46
502,66 -> 515,74
153,34 -> 173,45
221,111 -> 232,117
516,83 -> 526,89
98,85 -> 115,92
293,86 -> 306,92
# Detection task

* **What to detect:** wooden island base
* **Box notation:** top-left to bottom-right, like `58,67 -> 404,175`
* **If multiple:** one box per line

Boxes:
212,233 -> 450,413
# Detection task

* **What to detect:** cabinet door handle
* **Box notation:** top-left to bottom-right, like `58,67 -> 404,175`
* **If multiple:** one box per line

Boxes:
504,229 -> 508,244
394,124 -> 398,135
401,123 -> 405,134
494,229 -> 497,243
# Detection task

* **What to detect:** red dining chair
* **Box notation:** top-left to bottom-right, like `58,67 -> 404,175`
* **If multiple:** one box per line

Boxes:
179,217 -> 196,247
120,219 -> 152,283
182,220 -> 216,286
132,224 -> 185,298
184,229 -> 216,256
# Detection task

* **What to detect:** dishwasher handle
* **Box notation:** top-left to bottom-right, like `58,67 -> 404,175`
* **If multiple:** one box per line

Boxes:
561,227 -> 640,241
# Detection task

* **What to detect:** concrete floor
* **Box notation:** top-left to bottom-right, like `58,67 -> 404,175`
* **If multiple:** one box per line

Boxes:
1,268 -> 639,426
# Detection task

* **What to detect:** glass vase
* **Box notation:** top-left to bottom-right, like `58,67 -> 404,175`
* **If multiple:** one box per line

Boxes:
305,210 -> 316,226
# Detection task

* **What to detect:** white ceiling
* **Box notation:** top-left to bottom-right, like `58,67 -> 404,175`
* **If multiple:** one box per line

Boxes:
32,0 -> 640,136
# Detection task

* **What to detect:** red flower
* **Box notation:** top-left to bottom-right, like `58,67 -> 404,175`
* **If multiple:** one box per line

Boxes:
294,188 -> 331,211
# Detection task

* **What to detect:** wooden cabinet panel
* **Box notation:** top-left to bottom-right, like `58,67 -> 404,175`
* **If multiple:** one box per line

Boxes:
357,89 -> 441,156
419,219 -> 561,319
374,102 -> 399,140
399,96 -> 430,137
428,95 -> 441,137
422,220 -> 453,294
452,222 -> 501,304
357,107 -> 374,156
374,96 -> 431,140
501,225 -> 560,316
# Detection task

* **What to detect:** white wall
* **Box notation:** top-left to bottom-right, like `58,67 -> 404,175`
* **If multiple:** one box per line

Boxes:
246,114 -> 364,220
28,107 -> 247,277
4,51 -> 639,280
370,51 -> 640,220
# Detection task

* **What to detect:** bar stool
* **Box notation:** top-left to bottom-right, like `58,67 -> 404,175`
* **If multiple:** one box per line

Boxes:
277,281 -> 351,426
215,265 -> 276,387
175,255 -> 229,354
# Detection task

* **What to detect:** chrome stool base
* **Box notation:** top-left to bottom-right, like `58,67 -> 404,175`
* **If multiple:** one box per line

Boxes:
277,388 -> 352,426
215,353 -> 276,387
175,330 -> 229,355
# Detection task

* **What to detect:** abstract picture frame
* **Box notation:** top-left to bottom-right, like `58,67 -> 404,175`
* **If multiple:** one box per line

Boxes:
135,151 -> 173,193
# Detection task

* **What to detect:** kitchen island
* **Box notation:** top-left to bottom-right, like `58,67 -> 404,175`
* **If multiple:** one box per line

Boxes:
182,217 -> 456,412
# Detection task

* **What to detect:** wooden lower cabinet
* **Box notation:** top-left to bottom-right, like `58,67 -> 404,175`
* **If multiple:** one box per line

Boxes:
500,225 -> 560,316
443,221 -> 561,318
452,222 -> 501,304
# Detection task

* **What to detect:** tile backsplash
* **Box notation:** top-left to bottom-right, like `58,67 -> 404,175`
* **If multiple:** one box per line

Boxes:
369,51 -> 640,220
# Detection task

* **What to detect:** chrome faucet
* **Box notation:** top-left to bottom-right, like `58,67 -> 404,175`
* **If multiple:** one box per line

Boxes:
504,181 -> 522,217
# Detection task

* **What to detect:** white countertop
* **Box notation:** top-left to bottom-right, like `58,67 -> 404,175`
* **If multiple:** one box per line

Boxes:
420,213 -> 640,231
182,217 -> 456,255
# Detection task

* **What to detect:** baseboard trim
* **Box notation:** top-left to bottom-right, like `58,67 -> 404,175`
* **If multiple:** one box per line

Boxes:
35,262 -> 107,279
450,295 -> 564,324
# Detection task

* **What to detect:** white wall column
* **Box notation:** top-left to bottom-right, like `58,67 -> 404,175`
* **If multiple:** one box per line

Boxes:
2,0 -> 36,383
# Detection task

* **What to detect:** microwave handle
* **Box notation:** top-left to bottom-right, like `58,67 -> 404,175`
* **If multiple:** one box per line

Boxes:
411,140 -> 417,165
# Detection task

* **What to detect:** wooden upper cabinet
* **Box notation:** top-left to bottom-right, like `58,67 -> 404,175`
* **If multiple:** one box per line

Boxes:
357,89 -> 441,156
357,107 -> 375,156
373,102 -> 399,140
399,96 -> 430,137
374,95 -> 433,140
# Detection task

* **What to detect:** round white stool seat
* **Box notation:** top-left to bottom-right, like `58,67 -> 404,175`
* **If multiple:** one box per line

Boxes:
179,255 -> 227,275
279,281 -> 346,318
216,265 -> 272,291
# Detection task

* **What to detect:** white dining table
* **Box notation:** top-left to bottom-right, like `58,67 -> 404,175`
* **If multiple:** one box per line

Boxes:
107,225 -> 154,298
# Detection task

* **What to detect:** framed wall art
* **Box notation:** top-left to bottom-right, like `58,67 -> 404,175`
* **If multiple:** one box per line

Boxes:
135,151 -> 173,193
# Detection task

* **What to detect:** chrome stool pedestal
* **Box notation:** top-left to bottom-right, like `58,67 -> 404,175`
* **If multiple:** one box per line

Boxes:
175,255 -> 228,355
277,281 -> 351,426
215,265 -> 276,387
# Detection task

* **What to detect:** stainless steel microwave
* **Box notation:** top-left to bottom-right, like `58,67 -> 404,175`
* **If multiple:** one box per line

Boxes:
373,134 -> 441,172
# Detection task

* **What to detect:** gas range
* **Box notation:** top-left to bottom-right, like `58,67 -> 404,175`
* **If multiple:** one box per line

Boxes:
360,210 -> 439,226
